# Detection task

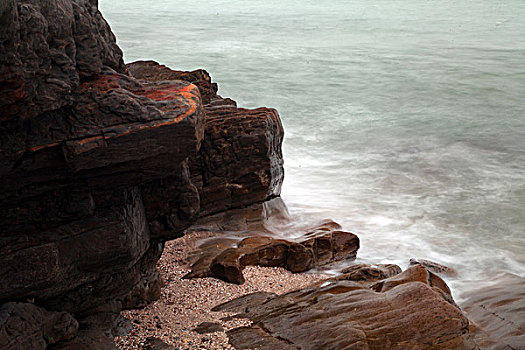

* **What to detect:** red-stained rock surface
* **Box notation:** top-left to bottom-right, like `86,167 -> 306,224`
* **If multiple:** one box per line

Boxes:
128,60 -> 284,218
127,60 -> 218,105
0,1 -> 283,349
221,266 -> 477,350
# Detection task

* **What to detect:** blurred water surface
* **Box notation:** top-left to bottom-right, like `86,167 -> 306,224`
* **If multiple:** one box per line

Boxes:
100,0 -> 525,297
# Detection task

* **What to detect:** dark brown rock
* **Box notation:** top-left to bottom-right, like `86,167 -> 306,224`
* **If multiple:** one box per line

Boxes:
0,0 -> 284,348
211,292 -> 277,314
337,263 -> 402,282
192,322 -> 224,334
409,258 -> 459,277
128,60 -> 285,222
0,0 -> 125,123
127,60 -> 217,105
286,243 -> 314,273
223,266 -> 476,350
187,224 -> 359,284
372,265 -> 456,305
48,312 -> 130,350
0,302 -> 78,350
228,326 -> 298,350
143,337 -> 176,350
194,105 -> 284,217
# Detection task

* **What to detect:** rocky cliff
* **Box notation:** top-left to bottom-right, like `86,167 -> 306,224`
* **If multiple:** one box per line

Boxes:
0,1 -> 283,348
1,1 -> 506,349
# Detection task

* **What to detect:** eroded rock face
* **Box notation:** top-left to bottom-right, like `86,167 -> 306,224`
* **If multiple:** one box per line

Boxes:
0,302 -> 78,350
128,60 -> 285,219
221,266 -> 477,350
196,105 -> 284,216
0,0 -> 126,123
0,1 -> 284,348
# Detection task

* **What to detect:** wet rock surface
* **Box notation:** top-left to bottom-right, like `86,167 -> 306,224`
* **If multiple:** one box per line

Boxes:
0,1 -> 283,348
221,265 -> 477,350
336,263 -> 402,283
409,258 -> 459,277
128,60 -> 284,222
461,273 -> 525,350
183,218 -> 359,284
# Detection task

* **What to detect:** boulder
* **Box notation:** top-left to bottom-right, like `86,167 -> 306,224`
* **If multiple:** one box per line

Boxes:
194,104 -> 284,216
192,322 -> 224,334
143,337 -> 176,350
185,222 -> 359,284
222,265 -> 477,349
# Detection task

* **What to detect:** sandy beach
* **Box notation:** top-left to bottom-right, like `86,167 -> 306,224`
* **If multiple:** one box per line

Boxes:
115,231 -> 326,349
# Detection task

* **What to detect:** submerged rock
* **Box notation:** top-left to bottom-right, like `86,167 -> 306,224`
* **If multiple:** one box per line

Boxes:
222,265 -> 476,349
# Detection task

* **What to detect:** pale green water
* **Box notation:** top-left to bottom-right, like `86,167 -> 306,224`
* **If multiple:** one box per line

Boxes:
100,0 -> 525,295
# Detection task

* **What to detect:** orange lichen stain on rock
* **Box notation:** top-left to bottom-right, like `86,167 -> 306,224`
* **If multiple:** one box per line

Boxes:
25,78 -> 200,155
70,101 -> 198,151
76,135 -> 105,146
138,83 -> 198,102
26,142 -> 60,153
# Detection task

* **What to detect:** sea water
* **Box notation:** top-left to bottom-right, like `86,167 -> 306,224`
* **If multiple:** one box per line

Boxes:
100,0 -> 525,299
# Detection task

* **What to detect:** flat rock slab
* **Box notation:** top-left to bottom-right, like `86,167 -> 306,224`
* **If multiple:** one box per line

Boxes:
228,326 -> 298,350
221,266 -> 477,350
461,273 -> 525,349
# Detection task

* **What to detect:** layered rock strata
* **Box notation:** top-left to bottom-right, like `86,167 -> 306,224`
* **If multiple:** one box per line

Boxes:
183,220 -> 359,284
219,265 -> 477,350
0,1 -> 283,348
